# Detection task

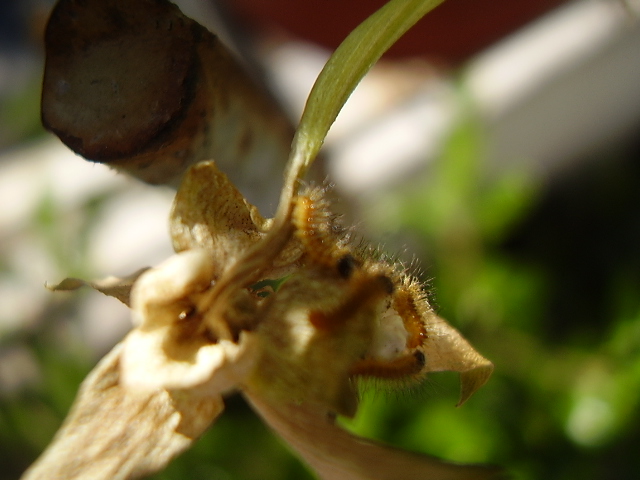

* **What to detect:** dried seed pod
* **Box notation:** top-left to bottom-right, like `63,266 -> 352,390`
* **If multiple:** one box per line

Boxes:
247,266 -> 391,418
266,186 -> 493,410
42,0 -> 294,208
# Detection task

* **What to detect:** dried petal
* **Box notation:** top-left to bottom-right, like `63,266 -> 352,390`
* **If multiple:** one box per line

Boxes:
21,343 -> 223,480
46,268 -> 150,307
121,329 -> 257,397
125,249 -> 258,394
420,315 -> 494,406
130,249 -> 215,327
170,161 -> 302,278
170,162 -> 268,259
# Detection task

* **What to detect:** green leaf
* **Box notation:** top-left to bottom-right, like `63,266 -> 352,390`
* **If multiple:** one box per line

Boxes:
285,0 -> 447,186
226,0 -> 448,301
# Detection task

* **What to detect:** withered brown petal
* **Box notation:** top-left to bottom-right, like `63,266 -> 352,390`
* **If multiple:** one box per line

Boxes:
46,268 -> 150,307
170,161 -> 301,277
170,160 -> 267,258
42,0 -> 293,206
21,343 -> 223,480
245,392 -> 503,480
422,315 -> 494,406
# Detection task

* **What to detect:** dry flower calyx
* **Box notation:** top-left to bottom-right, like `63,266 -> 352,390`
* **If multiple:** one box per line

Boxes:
29,160 -> 497,480
26,0 -> 499,478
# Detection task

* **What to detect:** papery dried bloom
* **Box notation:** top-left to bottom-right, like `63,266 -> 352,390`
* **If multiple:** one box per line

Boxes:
25,161 -> 498,480
26,0 -> 500,478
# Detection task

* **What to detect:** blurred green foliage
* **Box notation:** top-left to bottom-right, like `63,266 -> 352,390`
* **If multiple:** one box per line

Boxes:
0,75 -> 44,149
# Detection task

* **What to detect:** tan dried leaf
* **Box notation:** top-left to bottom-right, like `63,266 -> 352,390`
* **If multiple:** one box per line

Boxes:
21,343 -> 223,480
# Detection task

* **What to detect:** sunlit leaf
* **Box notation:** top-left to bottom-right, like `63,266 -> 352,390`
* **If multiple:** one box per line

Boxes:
286,0 -> 447,186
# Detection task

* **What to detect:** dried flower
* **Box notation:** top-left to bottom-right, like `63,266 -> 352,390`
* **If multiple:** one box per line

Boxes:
28,160 -> 496,480
24,0 -> 500,479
